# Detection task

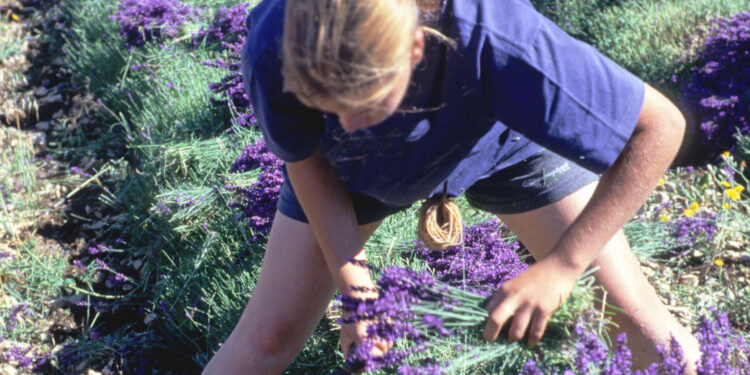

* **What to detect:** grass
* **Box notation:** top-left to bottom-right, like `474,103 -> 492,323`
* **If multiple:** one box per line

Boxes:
1,0 -> 749,373
530,0 -> 749,97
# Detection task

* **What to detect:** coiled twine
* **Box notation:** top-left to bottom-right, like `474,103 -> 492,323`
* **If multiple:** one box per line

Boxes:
417,193 -> 463,251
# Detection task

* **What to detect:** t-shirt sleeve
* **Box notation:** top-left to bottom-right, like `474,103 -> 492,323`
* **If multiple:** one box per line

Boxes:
481,13 -> 645,173
242,44 -> 325,162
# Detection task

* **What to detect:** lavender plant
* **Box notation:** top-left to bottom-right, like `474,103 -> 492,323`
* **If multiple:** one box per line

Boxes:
522,307 -> 750,375
229,138 -> 282,173
111,0 -> 200,48
683,12 -> 750,154
226,139 -> 284,241
414,220 -> 528,295
198,3 -> 256,128
340,263 -> 596,374
668,211 -> 718,245
192,3 -> 250,48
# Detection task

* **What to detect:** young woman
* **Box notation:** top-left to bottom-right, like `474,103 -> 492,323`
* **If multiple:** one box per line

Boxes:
203,0 -> 700,373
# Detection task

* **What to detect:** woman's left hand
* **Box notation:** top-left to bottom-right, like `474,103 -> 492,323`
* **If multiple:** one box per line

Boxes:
482,256 -> 580,347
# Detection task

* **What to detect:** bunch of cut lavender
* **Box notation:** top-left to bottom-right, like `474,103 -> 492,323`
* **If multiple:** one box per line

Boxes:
414,220 -> 527,295
683,11 -> 750,154
111,0 -> 200,48
226,139 -> 284,241
340,264 -> 595,374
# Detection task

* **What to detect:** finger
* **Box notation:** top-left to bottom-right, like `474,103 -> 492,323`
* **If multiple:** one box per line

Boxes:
370,346 -> 385,357
373,339 -> 389,354
507,307 -> 532,342
341,341 -> 354,359
527,309 -> 551,347
484,302 -> 515,342
375,337 -> 393,352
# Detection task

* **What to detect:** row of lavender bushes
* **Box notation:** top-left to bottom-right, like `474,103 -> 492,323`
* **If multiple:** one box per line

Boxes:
17,0 -> 748,373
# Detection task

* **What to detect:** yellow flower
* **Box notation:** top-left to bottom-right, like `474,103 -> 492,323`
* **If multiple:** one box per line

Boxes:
723,203 -> 730,210
657,178 -> 665,186
721,151 -> 731,158
683,208 -> 695,217
714,259 -> 724,267
734,185 -> 745,193
725,189 -> 741,201
11,13 -> 19,21
719,180 -> 732,188
660,215 -> 669,222
690,202 -> 699,211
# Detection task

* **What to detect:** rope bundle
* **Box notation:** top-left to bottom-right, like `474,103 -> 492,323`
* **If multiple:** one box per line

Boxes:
417,183 -> 463,250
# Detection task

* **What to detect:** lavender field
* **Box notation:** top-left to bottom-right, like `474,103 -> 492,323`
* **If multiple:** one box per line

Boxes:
0,0 -> 749,374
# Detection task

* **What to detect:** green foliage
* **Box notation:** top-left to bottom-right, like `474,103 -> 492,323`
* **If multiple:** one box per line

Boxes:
0,242 -> 70,342
532,0 -> 748,95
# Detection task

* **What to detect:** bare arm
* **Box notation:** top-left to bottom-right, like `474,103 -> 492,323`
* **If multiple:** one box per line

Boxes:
545,83 -> 685,273
285,148 -> 377,297
484,83 -> 686,345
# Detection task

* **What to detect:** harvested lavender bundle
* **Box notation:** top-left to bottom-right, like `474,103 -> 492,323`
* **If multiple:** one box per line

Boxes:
339,263 -> 597,374
414,220 -> 528,295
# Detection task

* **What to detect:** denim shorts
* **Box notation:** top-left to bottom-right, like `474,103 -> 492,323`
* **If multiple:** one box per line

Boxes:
277,149 -> 599,225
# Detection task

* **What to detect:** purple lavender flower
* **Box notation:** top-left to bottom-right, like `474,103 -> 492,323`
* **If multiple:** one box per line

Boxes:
230,139 -> 283,173
696,307 -> 750,373
414,220 -> 527,295
573,325 -> 608,374
683,12 -> 750,154
668,211 -> 718,245
606,333 -> 633,375
70,166 -> 91,177
226,168 -> 284,241
2,343 -> 34,369
73,259 -> 87,270
337,265 -> 484,372
398,364 -> 445,375
88,244 -> 111,255
94,258 -> 109,270
196,5 -> 255,128
110,0 -> 199,48
5,303 -> 30,330
227,139 -> 285,240
192,4 -> 249,47
520,360 -> 545,375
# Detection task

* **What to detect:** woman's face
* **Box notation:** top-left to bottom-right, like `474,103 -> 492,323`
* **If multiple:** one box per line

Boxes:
317,29 -> 425,133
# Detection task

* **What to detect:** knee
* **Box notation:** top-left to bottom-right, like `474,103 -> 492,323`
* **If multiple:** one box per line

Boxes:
202,322 -> 296,375
247,323 -> 291,357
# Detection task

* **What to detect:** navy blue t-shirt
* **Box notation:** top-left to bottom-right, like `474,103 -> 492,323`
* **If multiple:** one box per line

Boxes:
241,0 -> 644,207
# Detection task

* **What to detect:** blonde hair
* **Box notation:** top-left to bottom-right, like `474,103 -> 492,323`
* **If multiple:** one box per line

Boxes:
282,0 -> 461,250
282,0 -> 419,111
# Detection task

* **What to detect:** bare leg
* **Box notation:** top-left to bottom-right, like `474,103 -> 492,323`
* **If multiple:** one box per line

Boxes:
496,182 -> 699,372
202,212 -> 382,375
